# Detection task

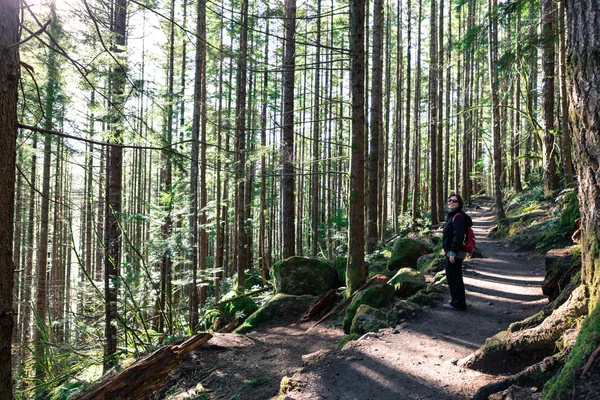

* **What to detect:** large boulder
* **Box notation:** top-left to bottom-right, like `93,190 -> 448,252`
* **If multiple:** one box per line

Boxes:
342,284 -> 395,333
387,238 -> 432,271
416,253 -> 445,274
389,300 -> 424,324
272,256 -> 339,295
234,293 -> 317,334
350,304 -> 390,335
388,268 -> 427,298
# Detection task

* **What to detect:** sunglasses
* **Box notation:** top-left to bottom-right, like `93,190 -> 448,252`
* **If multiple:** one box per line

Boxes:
447,199 -> 459,203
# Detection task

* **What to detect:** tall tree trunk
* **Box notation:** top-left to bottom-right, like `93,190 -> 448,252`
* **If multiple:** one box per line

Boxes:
367,0 -> 383,252
281,0 -> 296,259
411,0 -> 422,220
235,0 -> 249,289
34,4 -> 60,383
0,0 -> 19,395
347,0 -> 366,295
488,0 -> 505,220
259,20 -> 270,280
104,0 -> 127,373
311,1 -> 321,257
189,0 -> 206,328
401,0 -> 412,213
429,0 -> 438,225
566,0 -> 600,305
558,0 -> 574,188
541,0 -> 559,195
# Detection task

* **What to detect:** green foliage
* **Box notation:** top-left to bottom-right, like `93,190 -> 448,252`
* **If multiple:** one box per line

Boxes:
557,191 -> 580,230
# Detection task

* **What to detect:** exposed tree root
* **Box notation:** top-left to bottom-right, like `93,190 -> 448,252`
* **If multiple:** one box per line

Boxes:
294,289 -> 338,325
472,346 -> 570,400
508,271 -> 580,333
461,285 -> 588,374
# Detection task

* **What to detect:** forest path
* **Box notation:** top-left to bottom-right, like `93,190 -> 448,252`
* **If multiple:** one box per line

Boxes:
161,201 -> 547,400
284,200 -> 547,400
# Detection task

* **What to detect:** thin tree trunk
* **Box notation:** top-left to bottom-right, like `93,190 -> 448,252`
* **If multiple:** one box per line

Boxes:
558,0 -> 574,188
104,0 -> 127,373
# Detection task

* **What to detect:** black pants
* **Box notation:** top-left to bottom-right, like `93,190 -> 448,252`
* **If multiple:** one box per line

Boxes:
445,256 -> 466,309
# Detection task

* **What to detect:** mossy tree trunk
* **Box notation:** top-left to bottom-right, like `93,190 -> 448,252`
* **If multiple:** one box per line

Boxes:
567,0 -> 600,309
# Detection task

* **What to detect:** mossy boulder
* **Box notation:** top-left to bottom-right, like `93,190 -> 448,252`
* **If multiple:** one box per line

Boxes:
219,291 -> 259,319
342,284 -> 395,333
388,268 -> 427,298
272,256 -> 339,295
387,238 -> 432,271
367,262 -> 396,280
234,293 -> 317,334
389,300 -> 424,324
416,253 -> 445,274
350,304 -> 391,335
407,288 -> 442,307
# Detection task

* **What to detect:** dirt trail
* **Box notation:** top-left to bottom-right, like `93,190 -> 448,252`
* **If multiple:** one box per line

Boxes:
162,202 -> 547,400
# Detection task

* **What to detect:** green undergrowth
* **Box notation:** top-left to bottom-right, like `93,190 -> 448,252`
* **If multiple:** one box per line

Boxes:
494,188 -> 579,252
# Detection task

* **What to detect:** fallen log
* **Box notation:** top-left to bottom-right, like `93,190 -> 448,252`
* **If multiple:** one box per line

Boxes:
293,289 -> 338,325
75,332 -> 212,400
310,274 -> 390,329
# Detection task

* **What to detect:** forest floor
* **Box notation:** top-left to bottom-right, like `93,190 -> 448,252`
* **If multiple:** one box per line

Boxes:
159,201 -> 548,400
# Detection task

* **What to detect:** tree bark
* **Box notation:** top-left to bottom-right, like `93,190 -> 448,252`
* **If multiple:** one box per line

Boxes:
541,0 -> 559,195
566,0 -> 600,306
104,0 -> 127,373
0,0 -> 20,396
281,0 -> 297,259
347,0 -> 366,296
367,0 -> 383,252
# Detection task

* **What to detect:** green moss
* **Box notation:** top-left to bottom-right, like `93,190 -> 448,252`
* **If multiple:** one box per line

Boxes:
337,333 -> 361,349
220,291 -> 259,319
543,301 -> 600,399
387,238 -> 432,270
350,304 -> 390,335
234,293 -> 316,334
342,284 -> 395,333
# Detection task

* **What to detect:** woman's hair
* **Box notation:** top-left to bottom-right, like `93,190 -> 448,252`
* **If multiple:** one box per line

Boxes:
448,193 -> 464,208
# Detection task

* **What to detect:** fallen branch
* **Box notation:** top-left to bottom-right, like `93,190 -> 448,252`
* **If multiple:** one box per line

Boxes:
471,347 -> 570,400
75,333 -> 212,400
309,274 -> 390,329
293,289 -> 337,325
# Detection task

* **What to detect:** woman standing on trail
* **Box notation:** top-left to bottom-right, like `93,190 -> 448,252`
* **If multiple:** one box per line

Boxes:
442,193 -> 473,311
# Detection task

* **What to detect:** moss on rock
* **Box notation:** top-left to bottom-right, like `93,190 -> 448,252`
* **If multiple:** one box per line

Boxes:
272,256 -> 339,295
389,300 -> 424,324
342,284 -> 395,333
219,291 -> 260,319
416,253 -> 445,274
387,238 -> 432,271
234,293 -> 317,334
388,268 -> 427,298
350,304 -> 391,335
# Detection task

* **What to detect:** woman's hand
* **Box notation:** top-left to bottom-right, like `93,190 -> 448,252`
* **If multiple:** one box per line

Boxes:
449,256 -> 455,264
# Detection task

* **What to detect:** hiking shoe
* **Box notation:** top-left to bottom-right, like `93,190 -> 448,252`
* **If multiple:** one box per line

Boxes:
442,303 -> 466,311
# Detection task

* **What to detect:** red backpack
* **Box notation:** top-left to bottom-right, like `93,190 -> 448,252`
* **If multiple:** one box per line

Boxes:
452,214 -> 476,253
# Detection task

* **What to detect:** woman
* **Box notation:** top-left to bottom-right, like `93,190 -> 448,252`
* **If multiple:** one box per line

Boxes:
442,193 -> 472,311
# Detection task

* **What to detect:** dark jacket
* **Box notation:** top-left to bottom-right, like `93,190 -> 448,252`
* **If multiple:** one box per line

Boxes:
443,208 -> 473,256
